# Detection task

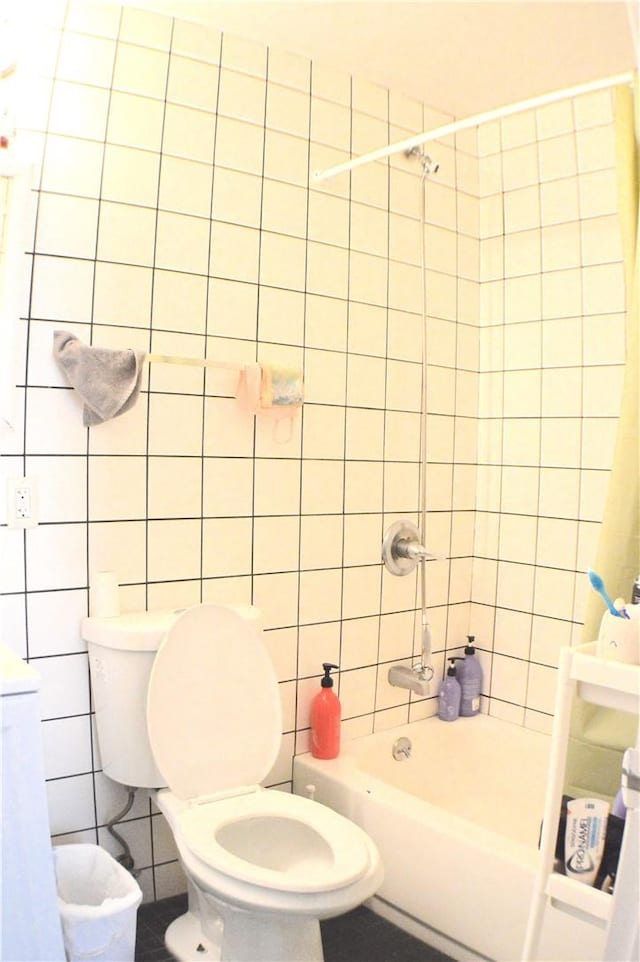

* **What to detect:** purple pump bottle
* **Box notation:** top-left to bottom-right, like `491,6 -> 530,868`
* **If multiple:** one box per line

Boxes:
458,635 -> 483,717
438,659 -> 461,722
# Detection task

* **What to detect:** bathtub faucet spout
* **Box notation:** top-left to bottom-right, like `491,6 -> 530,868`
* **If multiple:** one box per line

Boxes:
387,663 -> 432,697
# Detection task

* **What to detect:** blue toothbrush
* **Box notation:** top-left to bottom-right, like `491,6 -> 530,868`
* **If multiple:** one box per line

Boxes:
587,569 -> 623,618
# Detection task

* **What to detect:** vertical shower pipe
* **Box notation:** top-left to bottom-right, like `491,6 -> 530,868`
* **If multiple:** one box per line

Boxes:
414,149 -> 439,678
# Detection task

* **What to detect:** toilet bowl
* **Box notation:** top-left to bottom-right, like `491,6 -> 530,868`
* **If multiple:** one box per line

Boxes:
157,787 -> 381,962
83,603 -> 382,962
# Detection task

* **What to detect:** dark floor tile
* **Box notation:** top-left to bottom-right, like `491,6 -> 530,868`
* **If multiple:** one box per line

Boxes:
135,948 -> 175,962
135,896 -> 186,962
322,908 -> 452,962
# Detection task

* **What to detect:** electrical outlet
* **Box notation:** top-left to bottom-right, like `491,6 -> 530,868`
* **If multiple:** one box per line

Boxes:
6,476 -> 38,528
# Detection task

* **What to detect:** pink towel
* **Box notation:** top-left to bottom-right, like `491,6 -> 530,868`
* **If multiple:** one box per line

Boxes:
236,363 -> 303,441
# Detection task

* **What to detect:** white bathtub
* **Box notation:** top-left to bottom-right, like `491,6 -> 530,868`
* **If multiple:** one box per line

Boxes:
293,714 -> 606,962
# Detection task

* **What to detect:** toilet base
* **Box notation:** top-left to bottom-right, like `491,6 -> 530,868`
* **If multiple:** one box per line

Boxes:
165,910 -> 219,961
164,904 -> 324,962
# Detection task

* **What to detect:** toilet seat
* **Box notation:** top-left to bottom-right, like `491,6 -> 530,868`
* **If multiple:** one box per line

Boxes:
176,788 -> 373,894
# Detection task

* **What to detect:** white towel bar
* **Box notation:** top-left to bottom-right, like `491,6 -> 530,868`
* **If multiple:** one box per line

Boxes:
146,353 -> 241,371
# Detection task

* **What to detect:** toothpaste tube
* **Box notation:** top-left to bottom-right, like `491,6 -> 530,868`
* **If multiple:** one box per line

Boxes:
564,798 -> 610,886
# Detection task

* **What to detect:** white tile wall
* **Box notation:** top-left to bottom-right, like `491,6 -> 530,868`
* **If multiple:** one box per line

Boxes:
0,1 -> 625,903
475,87 -> 626,731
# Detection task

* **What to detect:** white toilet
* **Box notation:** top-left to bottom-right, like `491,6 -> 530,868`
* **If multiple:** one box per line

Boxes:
82,603 -> 382,962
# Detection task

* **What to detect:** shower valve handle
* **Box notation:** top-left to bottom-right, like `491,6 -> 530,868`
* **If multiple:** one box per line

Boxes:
395,540 -> 442,562
382,521 -> 446,576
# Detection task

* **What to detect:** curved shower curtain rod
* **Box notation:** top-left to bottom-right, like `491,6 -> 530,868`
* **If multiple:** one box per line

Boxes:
313,70 -> 636,183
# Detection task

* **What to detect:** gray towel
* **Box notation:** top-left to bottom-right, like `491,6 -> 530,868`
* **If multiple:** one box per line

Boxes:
53,331 -> 146,426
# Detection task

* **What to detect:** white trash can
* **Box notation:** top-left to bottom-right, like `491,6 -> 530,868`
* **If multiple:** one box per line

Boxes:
53,844 -> 142,962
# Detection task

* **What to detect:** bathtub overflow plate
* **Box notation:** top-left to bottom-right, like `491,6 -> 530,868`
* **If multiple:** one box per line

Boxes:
392,736 -> 412,761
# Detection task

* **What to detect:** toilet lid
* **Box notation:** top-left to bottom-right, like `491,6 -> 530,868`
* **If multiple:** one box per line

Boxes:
147,605 -> 281,800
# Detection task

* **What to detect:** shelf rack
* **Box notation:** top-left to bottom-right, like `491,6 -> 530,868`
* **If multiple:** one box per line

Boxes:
522,643 -> 640,961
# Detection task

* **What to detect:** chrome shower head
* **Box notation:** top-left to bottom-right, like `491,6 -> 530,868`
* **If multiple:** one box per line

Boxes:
405,146 -> 440,176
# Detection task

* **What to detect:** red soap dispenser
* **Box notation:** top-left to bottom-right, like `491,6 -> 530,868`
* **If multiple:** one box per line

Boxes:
311,663 -> 340,759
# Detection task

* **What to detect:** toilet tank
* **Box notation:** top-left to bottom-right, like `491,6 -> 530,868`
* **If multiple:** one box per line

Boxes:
81,605 -> 261,789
